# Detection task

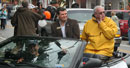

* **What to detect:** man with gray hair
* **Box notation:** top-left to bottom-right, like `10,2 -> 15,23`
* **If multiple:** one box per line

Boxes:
81,6 -> 118,67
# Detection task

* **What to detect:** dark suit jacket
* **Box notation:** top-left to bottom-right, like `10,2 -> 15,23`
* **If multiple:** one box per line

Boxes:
51,18 -> 80,39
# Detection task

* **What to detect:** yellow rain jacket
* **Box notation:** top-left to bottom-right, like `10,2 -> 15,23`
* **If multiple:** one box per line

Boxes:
81,17 -> 118,57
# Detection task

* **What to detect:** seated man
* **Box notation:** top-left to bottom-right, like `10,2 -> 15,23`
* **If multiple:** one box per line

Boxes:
81,6 -> 117,67
51,7 -> 80,39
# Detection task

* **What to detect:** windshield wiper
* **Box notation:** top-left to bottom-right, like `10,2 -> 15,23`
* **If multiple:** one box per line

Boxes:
61,40 -> 79,50
55,40 -> 79,63
55,41 -> 62,49
55,40 -> 79,49
0,61 -> 15,68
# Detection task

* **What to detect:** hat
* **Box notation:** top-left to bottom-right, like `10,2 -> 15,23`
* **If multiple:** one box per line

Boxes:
28,4 -> 37,9
50,1 -> 58,4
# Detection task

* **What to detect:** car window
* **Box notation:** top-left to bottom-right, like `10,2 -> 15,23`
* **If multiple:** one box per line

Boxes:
0,37 -> 82,68
67,10 -> 93,23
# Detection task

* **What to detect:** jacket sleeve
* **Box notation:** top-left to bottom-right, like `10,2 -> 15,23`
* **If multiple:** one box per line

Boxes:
32,11 -> 44,22
99,19 -> 118,40
51,23 -> 56,37
81,24 -> 88,42
11,12 -> 17,27
72,20 -> 80,39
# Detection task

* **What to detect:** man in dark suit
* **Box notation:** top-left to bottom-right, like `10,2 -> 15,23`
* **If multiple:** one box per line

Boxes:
51,7 -> 80,39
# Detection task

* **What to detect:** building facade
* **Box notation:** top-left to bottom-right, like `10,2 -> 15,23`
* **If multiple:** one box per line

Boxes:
76,0 -> 128,10
0,0 -> 129,10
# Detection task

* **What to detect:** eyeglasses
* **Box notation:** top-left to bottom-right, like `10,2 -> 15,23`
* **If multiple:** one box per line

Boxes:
97,11 -> 105,15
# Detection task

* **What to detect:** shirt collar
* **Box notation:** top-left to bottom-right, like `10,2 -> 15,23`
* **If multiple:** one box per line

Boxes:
59,20 -> 67,26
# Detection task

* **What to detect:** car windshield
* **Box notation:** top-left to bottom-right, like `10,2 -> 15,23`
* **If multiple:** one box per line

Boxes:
0,36 -> 82,68
67,10 -> 93,22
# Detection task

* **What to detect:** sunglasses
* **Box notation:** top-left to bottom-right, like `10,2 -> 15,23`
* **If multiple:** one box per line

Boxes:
97,11 -> 105,15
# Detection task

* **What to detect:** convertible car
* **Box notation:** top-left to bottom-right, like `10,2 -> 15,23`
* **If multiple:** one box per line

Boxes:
0,36 -> 130,68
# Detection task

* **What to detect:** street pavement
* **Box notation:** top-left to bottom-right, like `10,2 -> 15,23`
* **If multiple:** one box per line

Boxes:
0,20 -> 14,41
0,20 -> 130,54
118,40 -> 130,54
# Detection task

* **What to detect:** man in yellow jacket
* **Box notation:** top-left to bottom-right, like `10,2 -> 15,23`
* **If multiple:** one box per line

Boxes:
81,6 -> 118,62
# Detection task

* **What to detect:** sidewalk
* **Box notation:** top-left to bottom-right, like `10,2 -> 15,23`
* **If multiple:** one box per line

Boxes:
0,20 -> 14,42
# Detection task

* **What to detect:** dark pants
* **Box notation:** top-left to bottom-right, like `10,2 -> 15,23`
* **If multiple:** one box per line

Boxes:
82,53 -> 110,68
83,53 -> 110,62
41,27 -> 48,36
1,19 -> 6,29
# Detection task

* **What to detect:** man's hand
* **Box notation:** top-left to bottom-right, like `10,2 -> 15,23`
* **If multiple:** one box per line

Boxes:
62,48 -> 67,53
97,15 -> 103,24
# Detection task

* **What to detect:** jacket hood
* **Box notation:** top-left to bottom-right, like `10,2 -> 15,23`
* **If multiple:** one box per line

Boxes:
17,7 -> 28,12
92,14 -> 97,22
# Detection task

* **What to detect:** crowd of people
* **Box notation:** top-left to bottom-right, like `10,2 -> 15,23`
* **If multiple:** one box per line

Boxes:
0,0 -> 122,67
